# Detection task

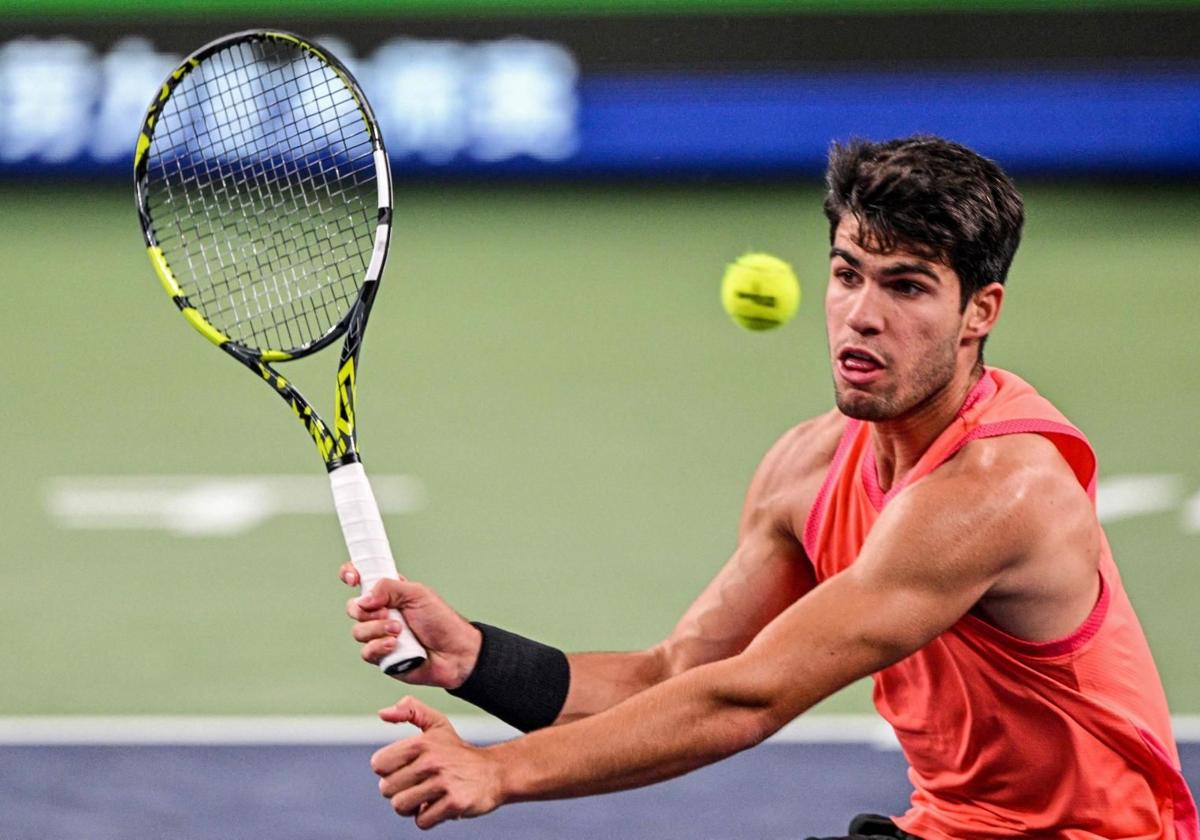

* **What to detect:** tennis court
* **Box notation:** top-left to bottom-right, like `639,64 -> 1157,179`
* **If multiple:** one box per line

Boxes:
3,730 -> 1196,839
2,182 -> 1197,714
0,180 -> 1196,836
1,2 -> 1199,829
0,739 -> 972,839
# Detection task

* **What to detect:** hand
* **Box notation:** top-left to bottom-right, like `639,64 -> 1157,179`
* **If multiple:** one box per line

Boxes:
342,569 -> 482,689
373,696 -> 505,829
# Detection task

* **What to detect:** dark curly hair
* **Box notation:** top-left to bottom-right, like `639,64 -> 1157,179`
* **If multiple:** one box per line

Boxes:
823,135 -> 1025,310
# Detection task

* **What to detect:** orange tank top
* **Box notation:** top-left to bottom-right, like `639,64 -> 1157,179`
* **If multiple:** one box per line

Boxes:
802,367 -> 1197,839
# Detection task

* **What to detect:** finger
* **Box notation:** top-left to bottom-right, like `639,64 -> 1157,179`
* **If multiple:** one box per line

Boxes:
379,755 -> 437,799
352,618 -> 403,644
371,732 -> 425,776
338,562 -> 360,587
345,595 -> 389,622
415,790 -> 467,829
379,696 -> 451,732
361,635 -> 400,665
389,778 -> 445,818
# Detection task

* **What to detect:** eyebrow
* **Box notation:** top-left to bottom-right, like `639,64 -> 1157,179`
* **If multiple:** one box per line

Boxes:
830,248 -> 941,284
830,247 -> 860,268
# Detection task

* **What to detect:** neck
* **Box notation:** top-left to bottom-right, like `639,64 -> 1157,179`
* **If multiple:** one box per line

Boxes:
869,364 -> 984,492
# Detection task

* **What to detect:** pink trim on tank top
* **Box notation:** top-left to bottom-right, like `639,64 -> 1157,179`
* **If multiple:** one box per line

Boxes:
960,571 -> 1110,657
863,418 -> 1097,512
860,373 -> 1000,511
944,419 -> 1099,499
805,374 -> 1098,556
1138,725 -> 1200,839
802,418 -> 859,562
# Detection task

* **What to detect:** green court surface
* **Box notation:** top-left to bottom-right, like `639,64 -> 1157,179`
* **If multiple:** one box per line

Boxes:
0,182 -> 1196,718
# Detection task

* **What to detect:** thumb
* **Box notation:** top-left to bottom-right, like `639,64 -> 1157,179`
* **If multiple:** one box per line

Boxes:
358,577 -> 421,611
379,696 -> 452,733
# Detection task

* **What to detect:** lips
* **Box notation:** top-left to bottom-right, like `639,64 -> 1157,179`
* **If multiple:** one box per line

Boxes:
836,346 -> 886,385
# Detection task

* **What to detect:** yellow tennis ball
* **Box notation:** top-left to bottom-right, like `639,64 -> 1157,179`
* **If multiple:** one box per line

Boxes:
721,252 -> 801,331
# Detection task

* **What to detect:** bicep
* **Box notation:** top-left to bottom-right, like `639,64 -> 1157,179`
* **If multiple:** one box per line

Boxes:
840,492 -> 1011,655
658,524 -> 813,676
557,506 -> 812,723
725,469 -> 1030,724
658,422 -> 831,675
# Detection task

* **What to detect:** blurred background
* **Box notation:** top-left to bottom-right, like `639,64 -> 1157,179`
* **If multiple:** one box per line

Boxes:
0,0 -> 1197,834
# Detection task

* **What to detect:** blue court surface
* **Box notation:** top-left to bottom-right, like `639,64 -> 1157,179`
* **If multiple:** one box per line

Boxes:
2,724 -> 1196,840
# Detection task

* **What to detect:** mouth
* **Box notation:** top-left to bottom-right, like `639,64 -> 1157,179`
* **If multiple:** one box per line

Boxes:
836,346 -> 886,385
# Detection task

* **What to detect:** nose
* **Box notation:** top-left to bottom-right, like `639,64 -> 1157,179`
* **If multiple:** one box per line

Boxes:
844,283 -> 884,337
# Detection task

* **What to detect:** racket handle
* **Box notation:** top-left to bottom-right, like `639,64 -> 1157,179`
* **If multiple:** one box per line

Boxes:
329,462 -> 428,676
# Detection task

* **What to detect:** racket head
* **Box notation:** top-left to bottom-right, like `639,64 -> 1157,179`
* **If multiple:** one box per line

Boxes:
134,30 -> 393,362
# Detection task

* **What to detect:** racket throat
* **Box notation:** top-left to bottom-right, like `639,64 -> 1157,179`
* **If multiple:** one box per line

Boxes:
326,452 -> 362,472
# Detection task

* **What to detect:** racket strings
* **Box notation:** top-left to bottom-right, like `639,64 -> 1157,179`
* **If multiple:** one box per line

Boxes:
185,148 -> 370,339
159,142 -> 372,329
159,123 -> 367,351
144,36 -> 378,354
174,44 -> 371,350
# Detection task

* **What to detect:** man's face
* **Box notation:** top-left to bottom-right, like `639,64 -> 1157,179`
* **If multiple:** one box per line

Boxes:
825,216 -> 974,422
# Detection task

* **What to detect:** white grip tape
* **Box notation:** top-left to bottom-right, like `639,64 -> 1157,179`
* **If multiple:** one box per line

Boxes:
374,147 -> 391,210
329,463 -> 427,674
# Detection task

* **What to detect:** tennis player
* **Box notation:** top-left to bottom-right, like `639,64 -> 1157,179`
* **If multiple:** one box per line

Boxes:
341,135 -> 1198,838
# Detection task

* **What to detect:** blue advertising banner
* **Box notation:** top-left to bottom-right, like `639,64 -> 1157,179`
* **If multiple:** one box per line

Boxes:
0,35 -> 1196,178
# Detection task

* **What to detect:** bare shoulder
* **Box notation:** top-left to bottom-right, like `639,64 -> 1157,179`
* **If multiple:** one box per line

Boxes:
759,410 -> 846,480
741,409 -> 847,538
897,431 -> 1101,638
930,431 -> 1090,517
899,431 -> 1094,556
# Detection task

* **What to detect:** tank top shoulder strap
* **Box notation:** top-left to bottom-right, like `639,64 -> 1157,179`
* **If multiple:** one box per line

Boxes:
900,368 -> 1100,501
799,368 -> 1099,559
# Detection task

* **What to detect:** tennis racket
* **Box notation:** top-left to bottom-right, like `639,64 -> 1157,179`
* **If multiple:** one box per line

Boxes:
134,29 -> 426,676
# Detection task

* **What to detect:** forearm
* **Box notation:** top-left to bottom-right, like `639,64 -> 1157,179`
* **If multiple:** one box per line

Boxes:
448,627 -> 672,731
555,649 -> 671,724
482,569 -> 929,805
490,654 -> 789,803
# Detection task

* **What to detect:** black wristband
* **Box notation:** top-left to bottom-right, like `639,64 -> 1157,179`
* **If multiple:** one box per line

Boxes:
447,622 -> 570,733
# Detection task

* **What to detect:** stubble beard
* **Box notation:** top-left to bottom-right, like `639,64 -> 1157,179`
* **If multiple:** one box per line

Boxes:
834,340 -> 959,423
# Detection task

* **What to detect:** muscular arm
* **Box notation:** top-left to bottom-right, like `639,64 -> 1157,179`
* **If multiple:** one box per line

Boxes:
348,417 -> 838,727
371,434 -> 1103,827
556,534 -> 812,722
484,436 -> 1077,801
551,420 -> 828,723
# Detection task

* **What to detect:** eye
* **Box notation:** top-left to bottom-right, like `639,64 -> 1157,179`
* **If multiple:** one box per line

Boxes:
892,280 -> 926,297
834,268 -> 859,286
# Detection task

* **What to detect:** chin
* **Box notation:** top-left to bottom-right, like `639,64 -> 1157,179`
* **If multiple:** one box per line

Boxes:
838,402 -> 899,422
835,384 -> 907,422
834,389 -> 897,422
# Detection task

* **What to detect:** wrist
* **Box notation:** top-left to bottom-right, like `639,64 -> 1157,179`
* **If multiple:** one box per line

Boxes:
449,621 -> 484,690
447,622 -> 570,732
485,740 -> 526,806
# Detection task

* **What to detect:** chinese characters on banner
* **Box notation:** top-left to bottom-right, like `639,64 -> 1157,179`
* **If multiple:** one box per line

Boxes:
0,35 -> 580,168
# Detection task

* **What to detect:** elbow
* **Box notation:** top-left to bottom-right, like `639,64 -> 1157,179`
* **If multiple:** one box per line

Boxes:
707,695 -> 784,757
706,657 -> 798,751
647,638 -> 693,683
738,704 -> 785,751
683,693 -> 777,764
614,643 -> 676,695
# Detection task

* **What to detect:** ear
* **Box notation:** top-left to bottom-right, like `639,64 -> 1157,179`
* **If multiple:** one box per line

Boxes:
962,282 -> 1004,342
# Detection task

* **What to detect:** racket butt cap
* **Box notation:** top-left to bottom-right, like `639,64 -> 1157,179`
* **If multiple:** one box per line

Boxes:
382,655 -> 427,677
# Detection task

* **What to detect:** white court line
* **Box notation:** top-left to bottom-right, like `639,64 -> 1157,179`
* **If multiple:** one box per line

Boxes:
44,474 -> 425,537
1183,488 -> 1200,534
0,716 -> 515,746
44,473 -> 1197,537
1095,474 -> 1185,524
1,715 -> 1196,747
